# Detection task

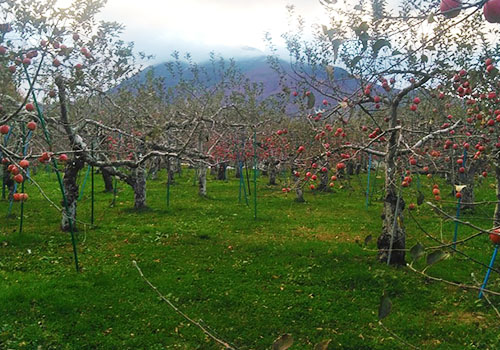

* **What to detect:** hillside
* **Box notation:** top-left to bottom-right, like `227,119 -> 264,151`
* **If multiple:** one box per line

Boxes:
122,56 -> 363,102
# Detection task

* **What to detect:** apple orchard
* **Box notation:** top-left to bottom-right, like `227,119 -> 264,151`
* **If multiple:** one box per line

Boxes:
3,0 -> 500,344
3,0 -> 500,345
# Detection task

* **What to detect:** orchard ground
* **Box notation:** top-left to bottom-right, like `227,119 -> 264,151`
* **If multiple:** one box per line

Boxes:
1,168 -> 500,349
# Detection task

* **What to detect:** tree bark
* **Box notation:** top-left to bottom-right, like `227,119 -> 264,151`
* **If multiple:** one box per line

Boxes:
294,176 -> 305,202
198,165 -> 207,196
317,166 -> 331,192
268,159 -> 278,186
217,162 -> 227,180
61,156 -> 85,231
235,162 -> 241,178
133,165 -> 147,209
101,166 -> 114,192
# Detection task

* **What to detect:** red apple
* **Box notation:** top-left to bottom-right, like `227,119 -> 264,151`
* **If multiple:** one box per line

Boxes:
58,153 -> 68,162
14,174 -> 24,183
490,228 -> 500,244
484,0 -> 500,23
19,159 -> 29,168
0,46 -> 6,55
0,125 -> 9,134
27,121 -> 36,130
440,0 -> 462,18
25,103 -> 34,112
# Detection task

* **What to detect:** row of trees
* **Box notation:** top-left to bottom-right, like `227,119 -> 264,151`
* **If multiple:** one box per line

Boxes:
2,0 -> 500,267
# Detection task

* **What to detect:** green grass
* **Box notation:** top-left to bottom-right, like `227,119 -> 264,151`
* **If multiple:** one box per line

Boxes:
1,168 -> 500,349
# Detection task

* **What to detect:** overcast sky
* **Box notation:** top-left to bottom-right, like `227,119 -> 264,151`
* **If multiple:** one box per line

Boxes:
94,0 -> 329,63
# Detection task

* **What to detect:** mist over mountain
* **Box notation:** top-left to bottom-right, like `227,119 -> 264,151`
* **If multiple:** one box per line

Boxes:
123,56 -> 364,103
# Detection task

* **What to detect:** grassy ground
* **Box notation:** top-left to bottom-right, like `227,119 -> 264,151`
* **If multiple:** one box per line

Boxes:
1,167 -> 500,349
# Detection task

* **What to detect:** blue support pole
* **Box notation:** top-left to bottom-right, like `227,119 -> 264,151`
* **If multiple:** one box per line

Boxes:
479,245 -> 499,299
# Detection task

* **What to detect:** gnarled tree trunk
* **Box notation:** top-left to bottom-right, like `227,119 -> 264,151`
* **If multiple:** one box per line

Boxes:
61,156 -> 85,231
133,165 -> 147,209
101,166 -> 114,193
268,159 -> 278,186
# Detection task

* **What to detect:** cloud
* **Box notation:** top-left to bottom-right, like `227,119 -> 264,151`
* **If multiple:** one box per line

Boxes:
96,0 -> 327,63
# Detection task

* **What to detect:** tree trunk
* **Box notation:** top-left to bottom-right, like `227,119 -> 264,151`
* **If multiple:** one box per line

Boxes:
217,162 -> 227,181
377,128 -> 406,265
176,158 -> 182,175
346,162 -> 354,176
101,167 -> 114,193
317,167 -> 331,192
167,157 -> 175,185
268,159 -> 277,186
235,162 -> 241,178
61,157 -> 85,231
456,166 -> 476,211
2,164 -> 14,200
198,165 -> 207,196
294,176 -> 305,202
133,165 -> 147,209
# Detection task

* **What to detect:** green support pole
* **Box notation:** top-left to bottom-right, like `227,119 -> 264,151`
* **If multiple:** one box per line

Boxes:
111,176 -> 118,207
253,130 -> 257,220
91,142 -> 94,226
238,161 -> 249,206
24,67 -> 79,272
78,165 -> 91,201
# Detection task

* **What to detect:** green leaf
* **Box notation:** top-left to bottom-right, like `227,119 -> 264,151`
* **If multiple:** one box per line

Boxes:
426,250 -> 448,266
417,191 -> 425,206
427,13 -> 435,23
378,292 -> 392,320
322,24 -> 328,36
307,92 -> 316,109
410,243 -> 425,262
421,54 -> 428,63
273,334 -> 293,350
372,39 -> 391,58
351,55 -> 362,67
391,50 -> 402,56
359,22 -> 369,32
314,339 -> 332,350
364,234 -> 373,246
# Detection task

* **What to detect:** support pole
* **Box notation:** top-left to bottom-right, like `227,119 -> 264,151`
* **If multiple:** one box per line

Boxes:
365,152 -> 372,209
479,245 -> 499,299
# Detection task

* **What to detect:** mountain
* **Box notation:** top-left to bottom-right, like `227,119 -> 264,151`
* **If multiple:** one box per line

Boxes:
122,56 -> 364,102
